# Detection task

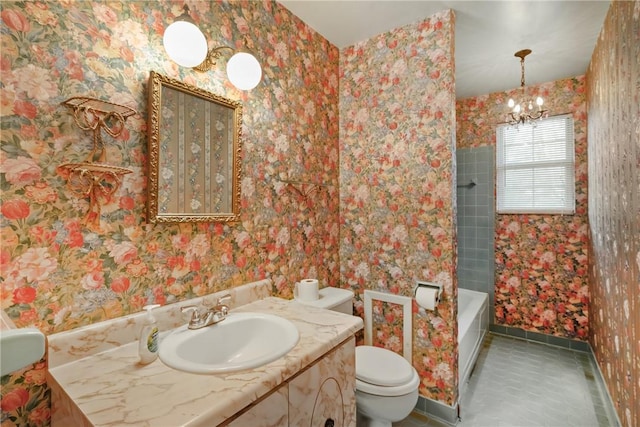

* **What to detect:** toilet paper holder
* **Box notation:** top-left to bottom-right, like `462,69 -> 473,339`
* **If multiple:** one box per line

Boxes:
413,281 -> 443,304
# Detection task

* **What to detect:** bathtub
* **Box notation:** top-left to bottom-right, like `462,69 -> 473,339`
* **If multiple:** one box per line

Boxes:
458,288 -> 489,395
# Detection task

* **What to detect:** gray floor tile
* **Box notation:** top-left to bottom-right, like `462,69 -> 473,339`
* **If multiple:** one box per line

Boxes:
394,334 -> 616,427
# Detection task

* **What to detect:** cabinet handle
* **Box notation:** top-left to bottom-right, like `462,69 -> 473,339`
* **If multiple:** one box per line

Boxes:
325,419 -> 334,427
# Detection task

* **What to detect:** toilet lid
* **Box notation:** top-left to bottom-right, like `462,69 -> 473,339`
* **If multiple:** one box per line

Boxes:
355,346 -> 414,386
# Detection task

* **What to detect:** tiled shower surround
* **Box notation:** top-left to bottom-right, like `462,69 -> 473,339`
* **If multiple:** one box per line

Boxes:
456,146 -> 495,320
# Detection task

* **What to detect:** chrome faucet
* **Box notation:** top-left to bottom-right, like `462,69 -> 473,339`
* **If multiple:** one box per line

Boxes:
181,293 -> 231,330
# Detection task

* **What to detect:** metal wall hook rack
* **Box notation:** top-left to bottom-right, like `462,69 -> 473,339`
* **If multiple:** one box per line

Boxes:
58,96 -> 137,228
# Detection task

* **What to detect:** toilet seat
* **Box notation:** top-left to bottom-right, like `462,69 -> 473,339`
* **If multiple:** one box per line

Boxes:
355,346 -> 420,397
356,346 -> 413,385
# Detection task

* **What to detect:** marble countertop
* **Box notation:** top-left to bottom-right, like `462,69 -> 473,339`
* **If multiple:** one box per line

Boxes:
47,296 -> 363,427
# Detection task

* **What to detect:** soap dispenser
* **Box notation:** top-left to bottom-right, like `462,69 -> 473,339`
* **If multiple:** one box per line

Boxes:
138,304 -> 160,364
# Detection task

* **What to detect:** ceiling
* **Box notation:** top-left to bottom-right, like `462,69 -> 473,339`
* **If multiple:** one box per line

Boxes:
278,0 -> 611,99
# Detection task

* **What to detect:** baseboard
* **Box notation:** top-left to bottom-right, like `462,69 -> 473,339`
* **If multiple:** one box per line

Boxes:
412,395 -> 458,426
587,347 -> 623,427
489,324 -> 591,352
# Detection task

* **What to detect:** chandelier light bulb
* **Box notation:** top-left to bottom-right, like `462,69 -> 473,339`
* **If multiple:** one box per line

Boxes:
505,49 -> 548,126
226,52 -> 262,90
163,21 -> 208,68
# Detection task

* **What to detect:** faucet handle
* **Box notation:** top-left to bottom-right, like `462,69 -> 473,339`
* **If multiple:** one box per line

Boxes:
180,305 -> 201,322
216,293 -> 231,304
215,293 -> 231,316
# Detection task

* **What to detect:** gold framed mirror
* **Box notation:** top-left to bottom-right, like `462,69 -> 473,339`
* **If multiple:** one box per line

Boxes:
147,71 -> 242,223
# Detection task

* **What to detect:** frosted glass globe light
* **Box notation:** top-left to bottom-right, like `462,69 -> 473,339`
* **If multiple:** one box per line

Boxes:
163,21 -> 208,68
226,52 -> 262,90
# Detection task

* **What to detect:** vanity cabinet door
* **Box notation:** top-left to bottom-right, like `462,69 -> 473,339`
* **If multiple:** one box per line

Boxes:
309,376 -> 344,426
226,384 -> 288,427
288,338 -> 356,427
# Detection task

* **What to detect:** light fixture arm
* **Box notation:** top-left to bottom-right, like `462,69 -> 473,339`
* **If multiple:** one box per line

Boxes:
193,45 -> 236,73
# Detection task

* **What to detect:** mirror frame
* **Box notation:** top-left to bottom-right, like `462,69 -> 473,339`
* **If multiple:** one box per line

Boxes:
147,71 -> 242,223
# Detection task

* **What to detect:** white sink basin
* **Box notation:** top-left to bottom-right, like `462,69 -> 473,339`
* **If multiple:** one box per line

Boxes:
159,312 -> 299,374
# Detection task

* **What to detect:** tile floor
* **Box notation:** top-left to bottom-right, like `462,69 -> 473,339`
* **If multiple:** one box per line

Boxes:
393,333 -> 618,427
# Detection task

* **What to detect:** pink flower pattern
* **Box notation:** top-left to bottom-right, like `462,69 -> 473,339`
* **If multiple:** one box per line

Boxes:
340,10 -> 458,403
457,76 -> 589,339
3,1 -> 634,424
1,1 -> 339,423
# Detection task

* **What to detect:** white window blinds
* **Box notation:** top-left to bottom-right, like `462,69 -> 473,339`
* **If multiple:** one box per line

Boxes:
496,114 -> 575,214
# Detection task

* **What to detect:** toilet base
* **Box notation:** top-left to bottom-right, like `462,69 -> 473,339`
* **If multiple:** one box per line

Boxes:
357,412 -> 394,427
355,387 -> 418,427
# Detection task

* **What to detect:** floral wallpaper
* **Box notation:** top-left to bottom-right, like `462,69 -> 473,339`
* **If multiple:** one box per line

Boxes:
370,300 -> 406,354
456,76 -> 590,339
340,10 -> 458,404
586,2 -> 640,427
1,0 -> 339,424
0,362 -> 50,426
7,2 -> 632,425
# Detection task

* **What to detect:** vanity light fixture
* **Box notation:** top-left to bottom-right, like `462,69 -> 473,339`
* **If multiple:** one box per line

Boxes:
162,5 -> 208,68
505,49 -> 547,126
163,5 -> 262,91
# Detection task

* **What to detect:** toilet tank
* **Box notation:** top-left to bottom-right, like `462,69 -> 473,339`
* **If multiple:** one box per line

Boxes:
300,287 -> 354,315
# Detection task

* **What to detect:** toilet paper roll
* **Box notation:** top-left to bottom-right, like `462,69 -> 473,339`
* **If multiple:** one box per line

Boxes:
295,279 -> 319,301
415,286 -> 440,311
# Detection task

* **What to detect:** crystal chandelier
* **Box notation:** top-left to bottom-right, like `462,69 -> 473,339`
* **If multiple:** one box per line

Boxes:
506,49 -> 547,126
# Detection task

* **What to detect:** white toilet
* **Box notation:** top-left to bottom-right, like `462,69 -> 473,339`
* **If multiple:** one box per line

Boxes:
299,287 -> 419,427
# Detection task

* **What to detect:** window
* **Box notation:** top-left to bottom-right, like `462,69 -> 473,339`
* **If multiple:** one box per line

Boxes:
496,114 -> 575,214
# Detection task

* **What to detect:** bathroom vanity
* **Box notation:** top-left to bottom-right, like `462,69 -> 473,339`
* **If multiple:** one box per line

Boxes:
46,280 -> 363,426
228,340 -> 355,426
